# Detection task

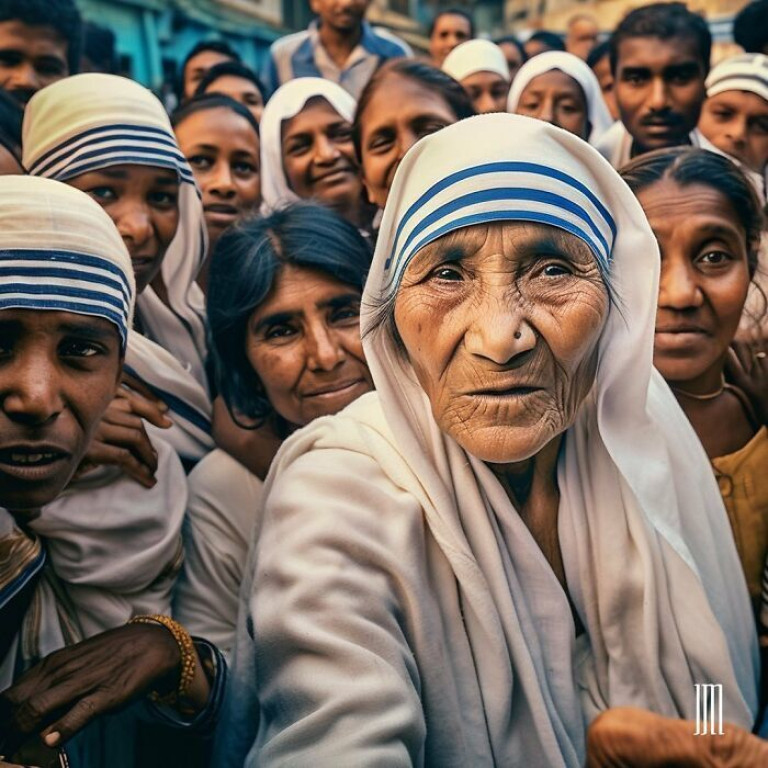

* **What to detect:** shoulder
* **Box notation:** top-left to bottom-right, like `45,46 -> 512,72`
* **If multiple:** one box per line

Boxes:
186,449 -> 264,547
270,29 -> 312,57
365,24 -> 412,58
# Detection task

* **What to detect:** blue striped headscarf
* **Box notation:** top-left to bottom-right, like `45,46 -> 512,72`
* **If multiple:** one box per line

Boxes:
373,114 -> 617,301
22,73 -> 209,391
0,176 -> 135,350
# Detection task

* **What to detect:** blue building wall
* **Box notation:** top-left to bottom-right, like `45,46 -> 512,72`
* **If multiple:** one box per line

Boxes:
76,0 -> 284,89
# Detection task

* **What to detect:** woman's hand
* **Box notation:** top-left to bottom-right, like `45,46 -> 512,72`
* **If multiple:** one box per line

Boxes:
74,378 -> 172,488
586,707 -> 768,767
0,623 -> 208,753
726,342 -> 768,427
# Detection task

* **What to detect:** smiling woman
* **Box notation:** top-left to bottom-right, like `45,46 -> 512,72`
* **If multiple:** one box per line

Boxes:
173,201 -> 372,653
259,77 -> 370,230
622,147 -> 768,612
216,114 -> 760,767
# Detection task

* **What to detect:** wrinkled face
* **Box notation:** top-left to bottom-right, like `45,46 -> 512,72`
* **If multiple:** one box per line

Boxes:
175,107 -> 261,246
566,19 -> 599,61
394,221 -> 608,463
183,50 -> 235,100
309,0 -> 371,32
639,179 -> 751,386
461,71 -> 509,114
516,70 -> 589,139
591,53 -> 619,121
430,13 -> 472,67
0,21 -> 68,105
67,165 -> 181,294
281,98 -> 361,213
204,75 -> 264,121
498,41 -> 524,81
614,35 -> 706,155
699,90 -> 768,174
360,73 -> 458,209
0,310 -> 121,512
245,265 -> 373,428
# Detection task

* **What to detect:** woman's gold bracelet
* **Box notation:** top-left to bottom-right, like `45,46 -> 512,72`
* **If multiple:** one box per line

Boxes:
128,614 -> 196,706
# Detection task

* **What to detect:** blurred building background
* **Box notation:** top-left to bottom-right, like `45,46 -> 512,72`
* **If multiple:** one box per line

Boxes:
73,0 -> 748,91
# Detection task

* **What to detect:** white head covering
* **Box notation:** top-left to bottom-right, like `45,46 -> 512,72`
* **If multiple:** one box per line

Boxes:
507,51 -> 613,144
22,73 -> 209,390
442,39 -> 510,83
259,77 -> 356,211
363,114 -> 757,762
707,53 -> 768,103
0,175 -> 134,349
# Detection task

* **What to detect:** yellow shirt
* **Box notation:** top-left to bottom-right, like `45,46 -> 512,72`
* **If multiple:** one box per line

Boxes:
712,426 -> 768,606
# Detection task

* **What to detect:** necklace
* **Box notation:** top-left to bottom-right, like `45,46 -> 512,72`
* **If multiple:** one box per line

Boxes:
670,374 -> 725,401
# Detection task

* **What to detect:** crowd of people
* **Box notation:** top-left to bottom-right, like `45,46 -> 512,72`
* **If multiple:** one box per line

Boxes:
0,0 -> 766,765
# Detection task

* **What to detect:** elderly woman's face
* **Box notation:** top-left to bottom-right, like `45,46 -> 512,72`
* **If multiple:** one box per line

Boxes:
394,221 -> 609,464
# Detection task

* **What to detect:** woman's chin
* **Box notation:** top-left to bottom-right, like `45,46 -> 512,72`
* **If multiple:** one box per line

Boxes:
454,426 -> 556,466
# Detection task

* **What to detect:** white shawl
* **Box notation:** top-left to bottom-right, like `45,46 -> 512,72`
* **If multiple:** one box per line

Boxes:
507,51 -> 613,144
220,114 -> 758,768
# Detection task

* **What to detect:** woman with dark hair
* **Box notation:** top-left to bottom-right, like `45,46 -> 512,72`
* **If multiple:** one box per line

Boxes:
622,147 -> 767,615
173,94 -> 261,291
194,61 -> 265,122
173,201 -> 373,653
352,58 -> 474,212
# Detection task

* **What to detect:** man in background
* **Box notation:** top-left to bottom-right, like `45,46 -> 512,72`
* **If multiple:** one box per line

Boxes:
428,8 -> 473,69
596,2 -> 709,169
262,0 -> 409,100
0,0 -> 80,106
565,14 -> 599,61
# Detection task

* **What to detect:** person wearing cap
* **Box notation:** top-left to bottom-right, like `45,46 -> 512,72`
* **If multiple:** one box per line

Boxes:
215,113 -> 761,767
442,39 -> 510,114
0,176 -> 223,768
699,53 -> 768,204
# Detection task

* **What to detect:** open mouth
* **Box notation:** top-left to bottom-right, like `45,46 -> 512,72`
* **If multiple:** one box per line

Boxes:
0,446 -> 71,481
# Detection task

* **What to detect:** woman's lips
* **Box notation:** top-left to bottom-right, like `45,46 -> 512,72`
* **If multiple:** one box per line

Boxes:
312,167 -> 355,186
204,204 -> 239,224
654,326 -> 710,352
0,446 -> 71,483
302,379 -> 368,401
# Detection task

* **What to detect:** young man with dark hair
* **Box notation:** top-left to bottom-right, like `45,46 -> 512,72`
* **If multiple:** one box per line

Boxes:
597,1 -> 710,168
180,40 -> 241,102
428,8 -> 474,69
733,0 -> 768,56
0,0 -> 81,105
262,0 -> 410,100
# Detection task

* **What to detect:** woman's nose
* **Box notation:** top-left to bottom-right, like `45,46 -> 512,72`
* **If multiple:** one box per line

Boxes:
306,327 -> 346,371
315,134 -> 341,164
2,352 -> 63,426
209,162 -> 236,198
465,294 -> 536,365
116,204 -> 153,249
537,100 -> 555,125
659,259 -> 703,309
725,118 -> 748,146
475,92 -> 497,115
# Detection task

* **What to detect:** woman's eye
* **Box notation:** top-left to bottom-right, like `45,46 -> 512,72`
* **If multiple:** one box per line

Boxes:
416,123 -> 448,140
233,161 -> 257,175
285,141 -> 309,156
188,155 -> 212,170
88,186 -> 116,202
332,128 -> 353,143
431,266 -> 463,281
265,325 -> 297,340
541,262 -> 573,277
331,307 -> 360,323
698,250 -> 733,267
149,191 -> 178,208
368,134 -> 393,152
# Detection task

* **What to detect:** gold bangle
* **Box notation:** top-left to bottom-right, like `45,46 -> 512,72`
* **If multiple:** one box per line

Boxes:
128,614 -> 196,706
